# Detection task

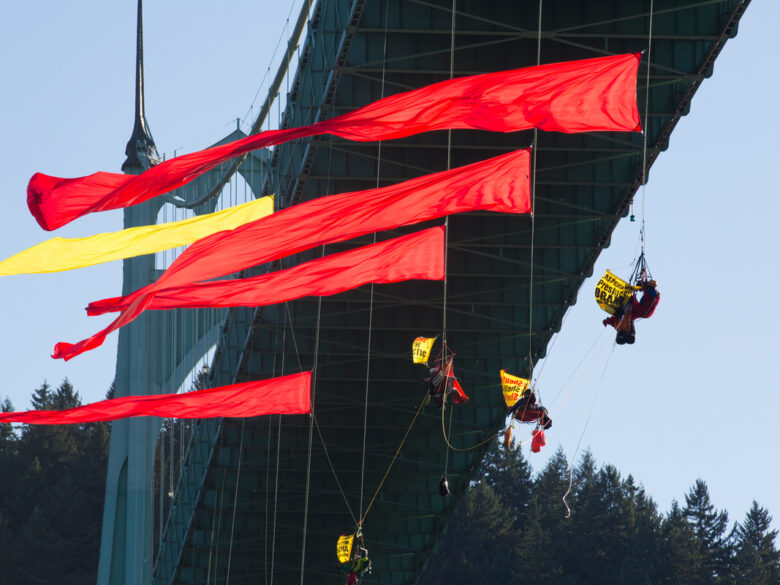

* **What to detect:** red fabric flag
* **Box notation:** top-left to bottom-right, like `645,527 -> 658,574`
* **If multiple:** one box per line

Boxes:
531,429 -> 547,453
53,227 -> 445,360
28,53 -> 640,230
87,148 -> 530,317
0,372 -> 311,424
102,227 -> 444,311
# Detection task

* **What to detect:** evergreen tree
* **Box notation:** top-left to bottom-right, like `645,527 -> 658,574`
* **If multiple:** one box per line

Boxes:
30,381 -> 53,410
481,441 -> 533,527
659,500 -> 705,585
732,501 -> 780,585
0,379 -> 109,585
419,480 -> 513,585
684,479 -> 733,584
617,475 -> 661,585
0,397 -> 17,449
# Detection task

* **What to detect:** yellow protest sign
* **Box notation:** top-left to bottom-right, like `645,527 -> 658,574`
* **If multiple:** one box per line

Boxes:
337,534 -> 354,564
594,270 -> 640,315
500,370 -> 530,407
412,336 -> 436,364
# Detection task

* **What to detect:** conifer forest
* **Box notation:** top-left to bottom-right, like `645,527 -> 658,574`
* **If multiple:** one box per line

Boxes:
0,380 -> 778,585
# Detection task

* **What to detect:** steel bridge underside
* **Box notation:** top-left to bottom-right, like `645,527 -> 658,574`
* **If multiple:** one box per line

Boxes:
152,1 -> 749,583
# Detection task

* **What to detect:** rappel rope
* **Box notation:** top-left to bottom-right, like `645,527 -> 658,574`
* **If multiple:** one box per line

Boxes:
562,341 -> 616,518
441,0 -> 457,484
639,0 -> 654,257
526,0 -> 543,398
561,0 -> 655,519
358,389 -> 429,525
440,403 -> 499,453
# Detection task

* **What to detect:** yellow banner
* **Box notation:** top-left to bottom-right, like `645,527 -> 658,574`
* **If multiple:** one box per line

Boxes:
500,370 -> 530,407
412,336 -> 436,364
0,196 -> 274,276
594,269 -> 639,315
337,534 -> 354,564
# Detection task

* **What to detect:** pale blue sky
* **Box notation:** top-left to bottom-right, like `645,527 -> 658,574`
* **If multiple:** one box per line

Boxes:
1,0 -> 778,532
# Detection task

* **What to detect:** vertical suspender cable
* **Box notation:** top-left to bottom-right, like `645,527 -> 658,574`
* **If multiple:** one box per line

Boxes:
358,0 -> 390,524
528,0 -> 542,382
225,418 -> 246,584
443,0 -> 455,349
299,3 -> 322,575
270,327 -> 286,585
640,0 -> 654,255
442,0 -> 456,478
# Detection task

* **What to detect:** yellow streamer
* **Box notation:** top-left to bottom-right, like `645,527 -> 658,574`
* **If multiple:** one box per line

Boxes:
0,196 -> 274,276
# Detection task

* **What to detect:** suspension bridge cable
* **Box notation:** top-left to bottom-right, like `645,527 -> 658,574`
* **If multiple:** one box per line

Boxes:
224,418 -> 246,584
358,0 -> 390,524
527,0 -> 543,387
269,327 -> 287,585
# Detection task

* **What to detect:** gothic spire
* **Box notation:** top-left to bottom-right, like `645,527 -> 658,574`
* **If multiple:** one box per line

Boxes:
122,0 -> 159,174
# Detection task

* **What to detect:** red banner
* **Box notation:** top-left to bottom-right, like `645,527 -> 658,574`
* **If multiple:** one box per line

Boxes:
53,227 -> 445,360
28,53 -> 640,230
87,148 -> 530,317
0,372 -> 311,424
99,227 -> 444,312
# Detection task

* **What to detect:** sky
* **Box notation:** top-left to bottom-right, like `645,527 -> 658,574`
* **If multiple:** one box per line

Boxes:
1,0 -> 778,534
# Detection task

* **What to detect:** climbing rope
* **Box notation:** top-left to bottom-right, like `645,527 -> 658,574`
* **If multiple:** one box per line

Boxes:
359,390 -> 430,525
440,402 -> 499,453
639,0 -> 654,256
313,415 -> 358,526
527,0 -> 543,383
562,341 -> 616,517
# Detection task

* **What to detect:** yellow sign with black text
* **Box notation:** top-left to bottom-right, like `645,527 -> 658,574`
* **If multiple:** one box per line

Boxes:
500,370 -> 531,407
594,270 -> 639,314
337,534 -> 354,564
412,336 -> 436,364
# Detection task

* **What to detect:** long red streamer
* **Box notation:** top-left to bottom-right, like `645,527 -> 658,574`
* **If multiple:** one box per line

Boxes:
53,227 -> 445,360
0,372 -> 311,424
87,148 -> 530,317
28,53 -> 640,230
100,227 -> 444,312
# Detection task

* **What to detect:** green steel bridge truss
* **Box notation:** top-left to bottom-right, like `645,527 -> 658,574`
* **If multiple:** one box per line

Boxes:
145,1 -> 750,583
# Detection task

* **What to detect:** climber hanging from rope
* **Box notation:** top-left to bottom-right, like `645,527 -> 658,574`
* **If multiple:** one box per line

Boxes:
509,388 -> 552,430
500,369 -> 551,452
602,278 -> 659,344
337,528 -> 372,585
425,354 -> 469,406
412,336 -> 469,406
596,253 -> 659,345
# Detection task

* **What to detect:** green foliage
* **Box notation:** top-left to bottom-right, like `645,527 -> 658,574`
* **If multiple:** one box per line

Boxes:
684,479 -> 733,584
420,447 -> 780,585
732,501 -> 780,585
0,380 -> 109,585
